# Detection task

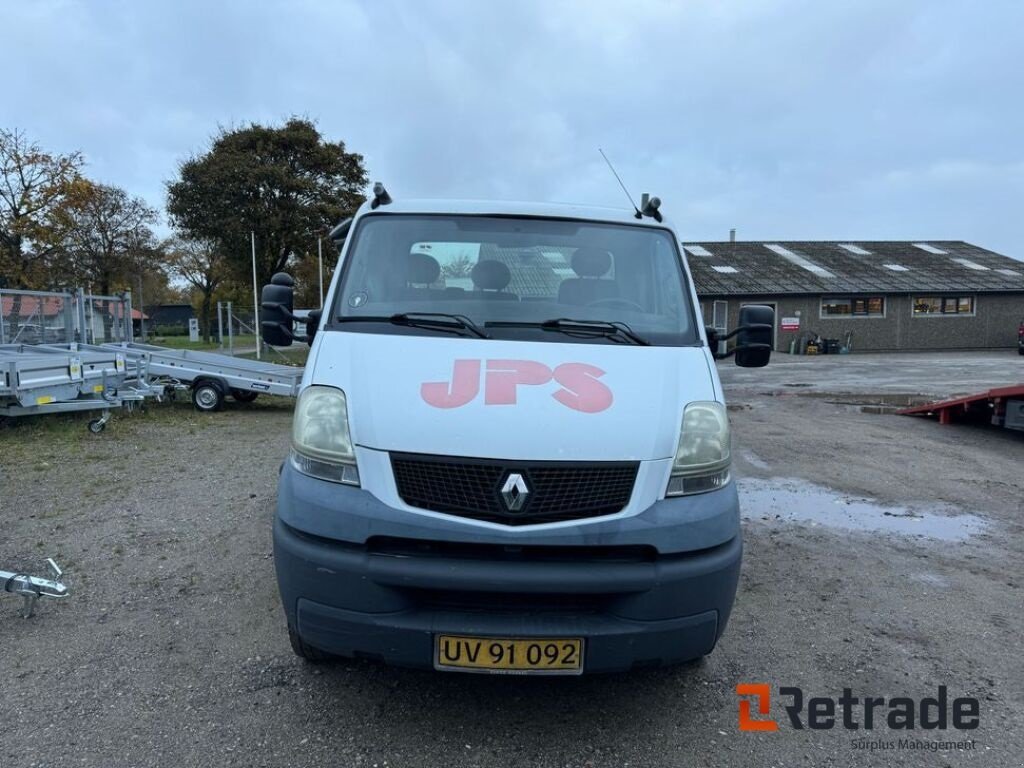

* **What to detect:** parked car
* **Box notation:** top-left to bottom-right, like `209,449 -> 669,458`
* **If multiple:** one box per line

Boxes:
261,189 -> 773,675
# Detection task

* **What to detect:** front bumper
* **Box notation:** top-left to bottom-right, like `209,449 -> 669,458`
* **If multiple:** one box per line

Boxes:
274,463 -> 743,673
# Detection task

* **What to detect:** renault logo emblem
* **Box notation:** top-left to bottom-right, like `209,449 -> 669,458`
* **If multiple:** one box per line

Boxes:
500,473 -> 530,512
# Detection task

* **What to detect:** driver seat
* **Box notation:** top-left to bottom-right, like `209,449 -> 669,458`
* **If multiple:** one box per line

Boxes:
558,248 -> 618,306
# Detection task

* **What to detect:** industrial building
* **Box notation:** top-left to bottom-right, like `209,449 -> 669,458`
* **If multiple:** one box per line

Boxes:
687,240 -> 1024,352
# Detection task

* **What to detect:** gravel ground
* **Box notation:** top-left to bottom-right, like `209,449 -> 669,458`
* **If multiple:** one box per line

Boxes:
1,352 -> 1022,767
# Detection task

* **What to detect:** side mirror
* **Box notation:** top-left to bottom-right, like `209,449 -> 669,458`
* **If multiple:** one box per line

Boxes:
260,272 -> 297,347
305,309 -> 322,344
735,304 -> 774,368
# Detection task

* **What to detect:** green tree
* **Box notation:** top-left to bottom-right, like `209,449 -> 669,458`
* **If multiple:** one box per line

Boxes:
166,118 -> 367,291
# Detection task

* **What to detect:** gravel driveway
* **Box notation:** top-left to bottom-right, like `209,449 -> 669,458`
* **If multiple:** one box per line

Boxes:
2,353 -> 1022,767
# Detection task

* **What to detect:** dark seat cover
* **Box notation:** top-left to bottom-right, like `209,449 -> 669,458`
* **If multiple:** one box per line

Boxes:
558,248 -> 618,305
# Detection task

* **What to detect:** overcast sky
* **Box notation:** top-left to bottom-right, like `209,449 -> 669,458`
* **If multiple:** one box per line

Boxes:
3,0 -> 1022,256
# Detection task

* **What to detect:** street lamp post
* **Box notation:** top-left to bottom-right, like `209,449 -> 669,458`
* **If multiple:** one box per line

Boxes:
251,230 -> 260,360
318,237 -> 324,307
137,273 -> 146,341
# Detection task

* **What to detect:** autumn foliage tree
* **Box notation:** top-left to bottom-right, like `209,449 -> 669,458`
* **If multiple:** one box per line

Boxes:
0,128 -> 84,288
50,181 -> 159,296
166,118 -> 367,293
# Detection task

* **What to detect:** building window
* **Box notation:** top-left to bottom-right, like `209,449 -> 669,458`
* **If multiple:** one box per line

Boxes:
821,296 -> 885,317
913,296 -> 975,316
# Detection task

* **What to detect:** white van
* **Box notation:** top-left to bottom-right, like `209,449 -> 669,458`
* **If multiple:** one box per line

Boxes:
262,188 -> 773,675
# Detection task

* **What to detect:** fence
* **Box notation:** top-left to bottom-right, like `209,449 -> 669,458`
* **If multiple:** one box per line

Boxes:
214,302 -> 259,355
0,288 -> 134,346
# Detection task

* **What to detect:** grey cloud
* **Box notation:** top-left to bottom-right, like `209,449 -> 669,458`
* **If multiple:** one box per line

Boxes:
2,0 -> 1021,256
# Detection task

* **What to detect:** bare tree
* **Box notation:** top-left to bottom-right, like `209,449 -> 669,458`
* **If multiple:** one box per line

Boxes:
164,236 -> 228,342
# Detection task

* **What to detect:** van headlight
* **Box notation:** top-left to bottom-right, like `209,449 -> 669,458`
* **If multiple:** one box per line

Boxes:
290,385 -> 360,485
666,401 -> 731,496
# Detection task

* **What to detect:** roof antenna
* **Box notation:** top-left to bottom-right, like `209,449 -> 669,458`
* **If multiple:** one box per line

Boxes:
598,148 -> 642,219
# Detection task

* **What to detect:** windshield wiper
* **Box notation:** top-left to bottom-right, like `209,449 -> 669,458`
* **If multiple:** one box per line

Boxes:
485,318 -> 650,346
336,312 -> 490,339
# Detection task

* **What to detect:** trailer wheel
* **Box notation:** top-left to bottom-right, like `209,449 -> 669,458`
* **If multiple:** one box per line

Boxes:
87,418 -> 106,434
231,389 -> 259,403
192,380 -> 225,412
288,625 -> 334,663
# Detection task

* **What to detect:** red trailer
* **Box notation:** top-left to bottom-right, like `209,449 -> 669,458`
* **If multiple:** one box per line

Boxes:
899,385 -> 1024,432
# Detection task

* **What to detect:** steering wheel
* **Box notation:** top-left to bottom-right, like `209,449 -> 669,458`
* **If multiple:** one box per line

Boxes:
586,297 -> 646,312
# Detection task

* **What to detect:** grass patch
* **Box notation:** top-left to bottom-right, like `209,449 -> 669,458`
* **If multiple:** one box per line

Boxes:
239,346 -> 309,366
148,334 -> 257,352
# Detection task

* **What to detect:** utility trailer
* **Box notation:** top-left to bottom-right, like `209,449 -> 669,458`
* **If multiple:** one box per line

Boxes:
31,342 -> 168,404
0,346 -> 122,432
101,342 -> 304,411
898,385 -> 1024,433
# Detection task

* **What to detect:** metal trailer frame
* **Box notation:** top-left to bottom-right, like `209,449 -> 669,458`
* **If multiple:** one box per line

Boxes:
1,287 -> 134,346
1,343 -> 130,398
100,342 -> 304,411
43,341 -> 168,403
0,345 -> 134,432
0,347 -> 90,405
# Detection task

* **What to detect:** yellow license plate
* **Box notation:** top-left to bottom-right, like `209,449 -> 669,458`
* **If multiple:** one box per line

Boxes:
435,635 -> 583,674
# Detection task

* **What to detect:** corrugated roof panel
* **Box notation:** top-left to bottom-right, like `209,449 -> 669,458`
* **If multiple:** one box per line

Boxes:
951,258 -> 989,271
683,245 -> 713,257
883,264 -> 909,271
711,265 -> 738,274
913,243 -> 948,254
838,244 -> 872,255
764,244 -> 836,278
996,268 -> 1022,276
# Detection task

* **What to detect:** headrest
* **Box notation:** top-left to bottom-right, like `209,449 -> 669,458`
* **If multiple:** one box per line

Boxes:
270,272 -> 295,287
571,248 -> 612,278
407,251 -> 441,284
471,260 -> 512,291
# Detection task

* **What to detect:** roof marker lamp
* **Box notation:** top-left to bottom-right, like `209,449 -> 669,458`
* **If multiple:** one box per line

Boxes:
667,401 -> 731,496
291,386 -> 360,485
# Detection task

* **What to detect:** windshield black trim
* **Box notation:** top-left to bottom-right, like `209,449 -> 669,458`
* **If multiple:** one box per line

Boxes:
324,212 -> 700,345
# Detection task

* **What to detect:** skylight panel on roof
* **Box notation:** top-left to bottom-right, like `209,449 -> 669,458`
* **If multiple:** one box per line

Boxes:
711,265 -> 738,274
838,244 -> 871,255
764,243 -> 835,278
912,243 -> 947,254
951,258 -> 989,271
996,268 -> 1022,277
882,264 -> 909,272
684,245 -> 713,257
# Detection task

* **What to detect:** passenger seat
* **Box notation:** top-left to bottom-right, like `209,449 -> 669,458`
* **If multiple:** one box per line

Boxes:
558,248 -> 618,306
470,260 -> 518,300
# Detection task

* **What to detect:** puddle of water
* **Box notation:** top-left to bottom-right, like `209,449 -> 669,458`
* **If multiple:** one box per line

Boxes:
738,477 -> 987,541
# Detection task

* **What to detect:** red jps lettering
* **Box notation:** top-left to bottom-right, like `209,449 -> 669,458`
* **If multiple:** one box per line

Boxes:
421,359 -> 613,413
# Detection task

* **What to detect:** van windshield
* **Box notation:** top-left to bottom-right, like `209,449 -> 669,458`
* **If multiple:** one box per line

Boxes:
329,214 -> 698,346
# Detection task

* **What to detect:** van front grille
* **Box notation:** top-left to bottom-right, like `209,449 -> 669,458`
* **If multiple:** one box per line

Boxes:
389,453 -> 638,525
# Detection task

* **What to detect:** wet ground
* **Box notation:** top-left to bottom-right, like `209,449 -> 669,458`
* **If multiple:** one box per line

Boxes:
1,352 -> 1022,767
736,476 -> 987,541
